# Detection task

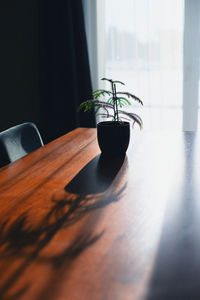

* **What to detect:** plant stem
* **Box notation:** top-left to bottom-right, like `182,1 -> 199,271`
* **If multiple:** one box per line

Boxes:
111,82 -> 116,121
114,84 -> 119,122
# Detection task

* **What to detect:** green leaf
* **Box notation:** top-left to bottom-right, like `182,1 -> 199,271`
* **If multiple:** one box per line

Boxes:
117,92 -> 143,105
101,77 -> 113,83
112,80 -> 125,85
93,89 -> 112,99
118,100 -> 123,108
78,100 -> 94,112
101,78 -> 125,86
107,97 -> 114,104
117,97 -> 131,106
117,98 -> 123,108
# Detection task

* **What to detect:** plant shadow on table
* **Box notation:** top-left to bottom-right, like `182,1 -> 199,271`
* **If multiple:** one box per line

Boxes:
0,153 -> 127,300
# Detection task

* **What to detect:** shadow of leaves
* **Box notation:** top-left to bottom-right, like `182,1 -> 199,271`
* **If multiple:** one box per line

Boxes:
0,153 -> 128,300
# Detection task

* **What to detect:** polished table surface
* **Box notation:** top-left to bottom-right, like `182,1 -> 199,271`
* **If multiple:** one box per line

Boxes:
1,128 -> 200,300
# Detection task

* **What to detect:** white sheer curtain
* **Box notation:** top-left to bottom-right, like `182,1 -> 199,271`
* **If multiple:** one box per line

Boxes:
183,0 -> 200,130
83,0 -> 200,130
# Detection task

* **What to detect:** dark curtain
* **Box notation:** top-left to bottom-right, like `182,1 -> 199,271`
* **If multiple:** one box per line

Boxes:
39,0 -> 95,143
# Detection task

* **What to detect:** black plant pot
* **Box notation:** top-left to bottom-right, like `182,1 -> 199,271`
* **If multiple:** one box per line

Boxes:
97,121 -> 130,155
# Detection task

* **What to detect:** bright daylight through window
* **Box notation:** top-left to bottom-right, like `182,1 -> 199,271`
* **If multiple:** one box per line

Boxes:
104,0 -> 184,130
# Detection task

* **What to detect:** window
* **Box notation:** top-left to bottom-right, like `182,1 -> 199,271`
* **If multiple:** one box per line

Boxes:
83,0 -> 200,130
104,0 -> 184,130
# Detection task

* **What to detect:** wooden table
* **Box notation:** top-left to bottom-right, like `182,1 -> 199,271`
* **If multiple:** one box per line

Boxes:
1,128 -> 200,300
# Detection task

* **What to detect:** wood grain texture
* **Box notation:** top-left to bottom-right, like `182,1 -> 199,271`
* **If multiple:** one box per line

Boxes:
0,129 -> 200,300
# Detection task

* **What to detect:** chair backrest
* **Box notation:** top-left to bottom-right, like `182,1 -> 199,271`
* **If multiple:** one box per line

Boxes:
0,122 -> 43,167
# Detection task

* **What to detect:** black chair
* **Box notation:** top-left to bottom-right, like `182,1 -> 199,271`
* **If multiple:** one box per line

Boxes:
0,122 -> 44,167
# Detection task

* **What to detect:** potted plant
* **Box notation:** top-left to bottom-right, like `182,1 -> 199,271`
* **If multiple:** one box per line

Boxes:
78,78 -> 143,155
